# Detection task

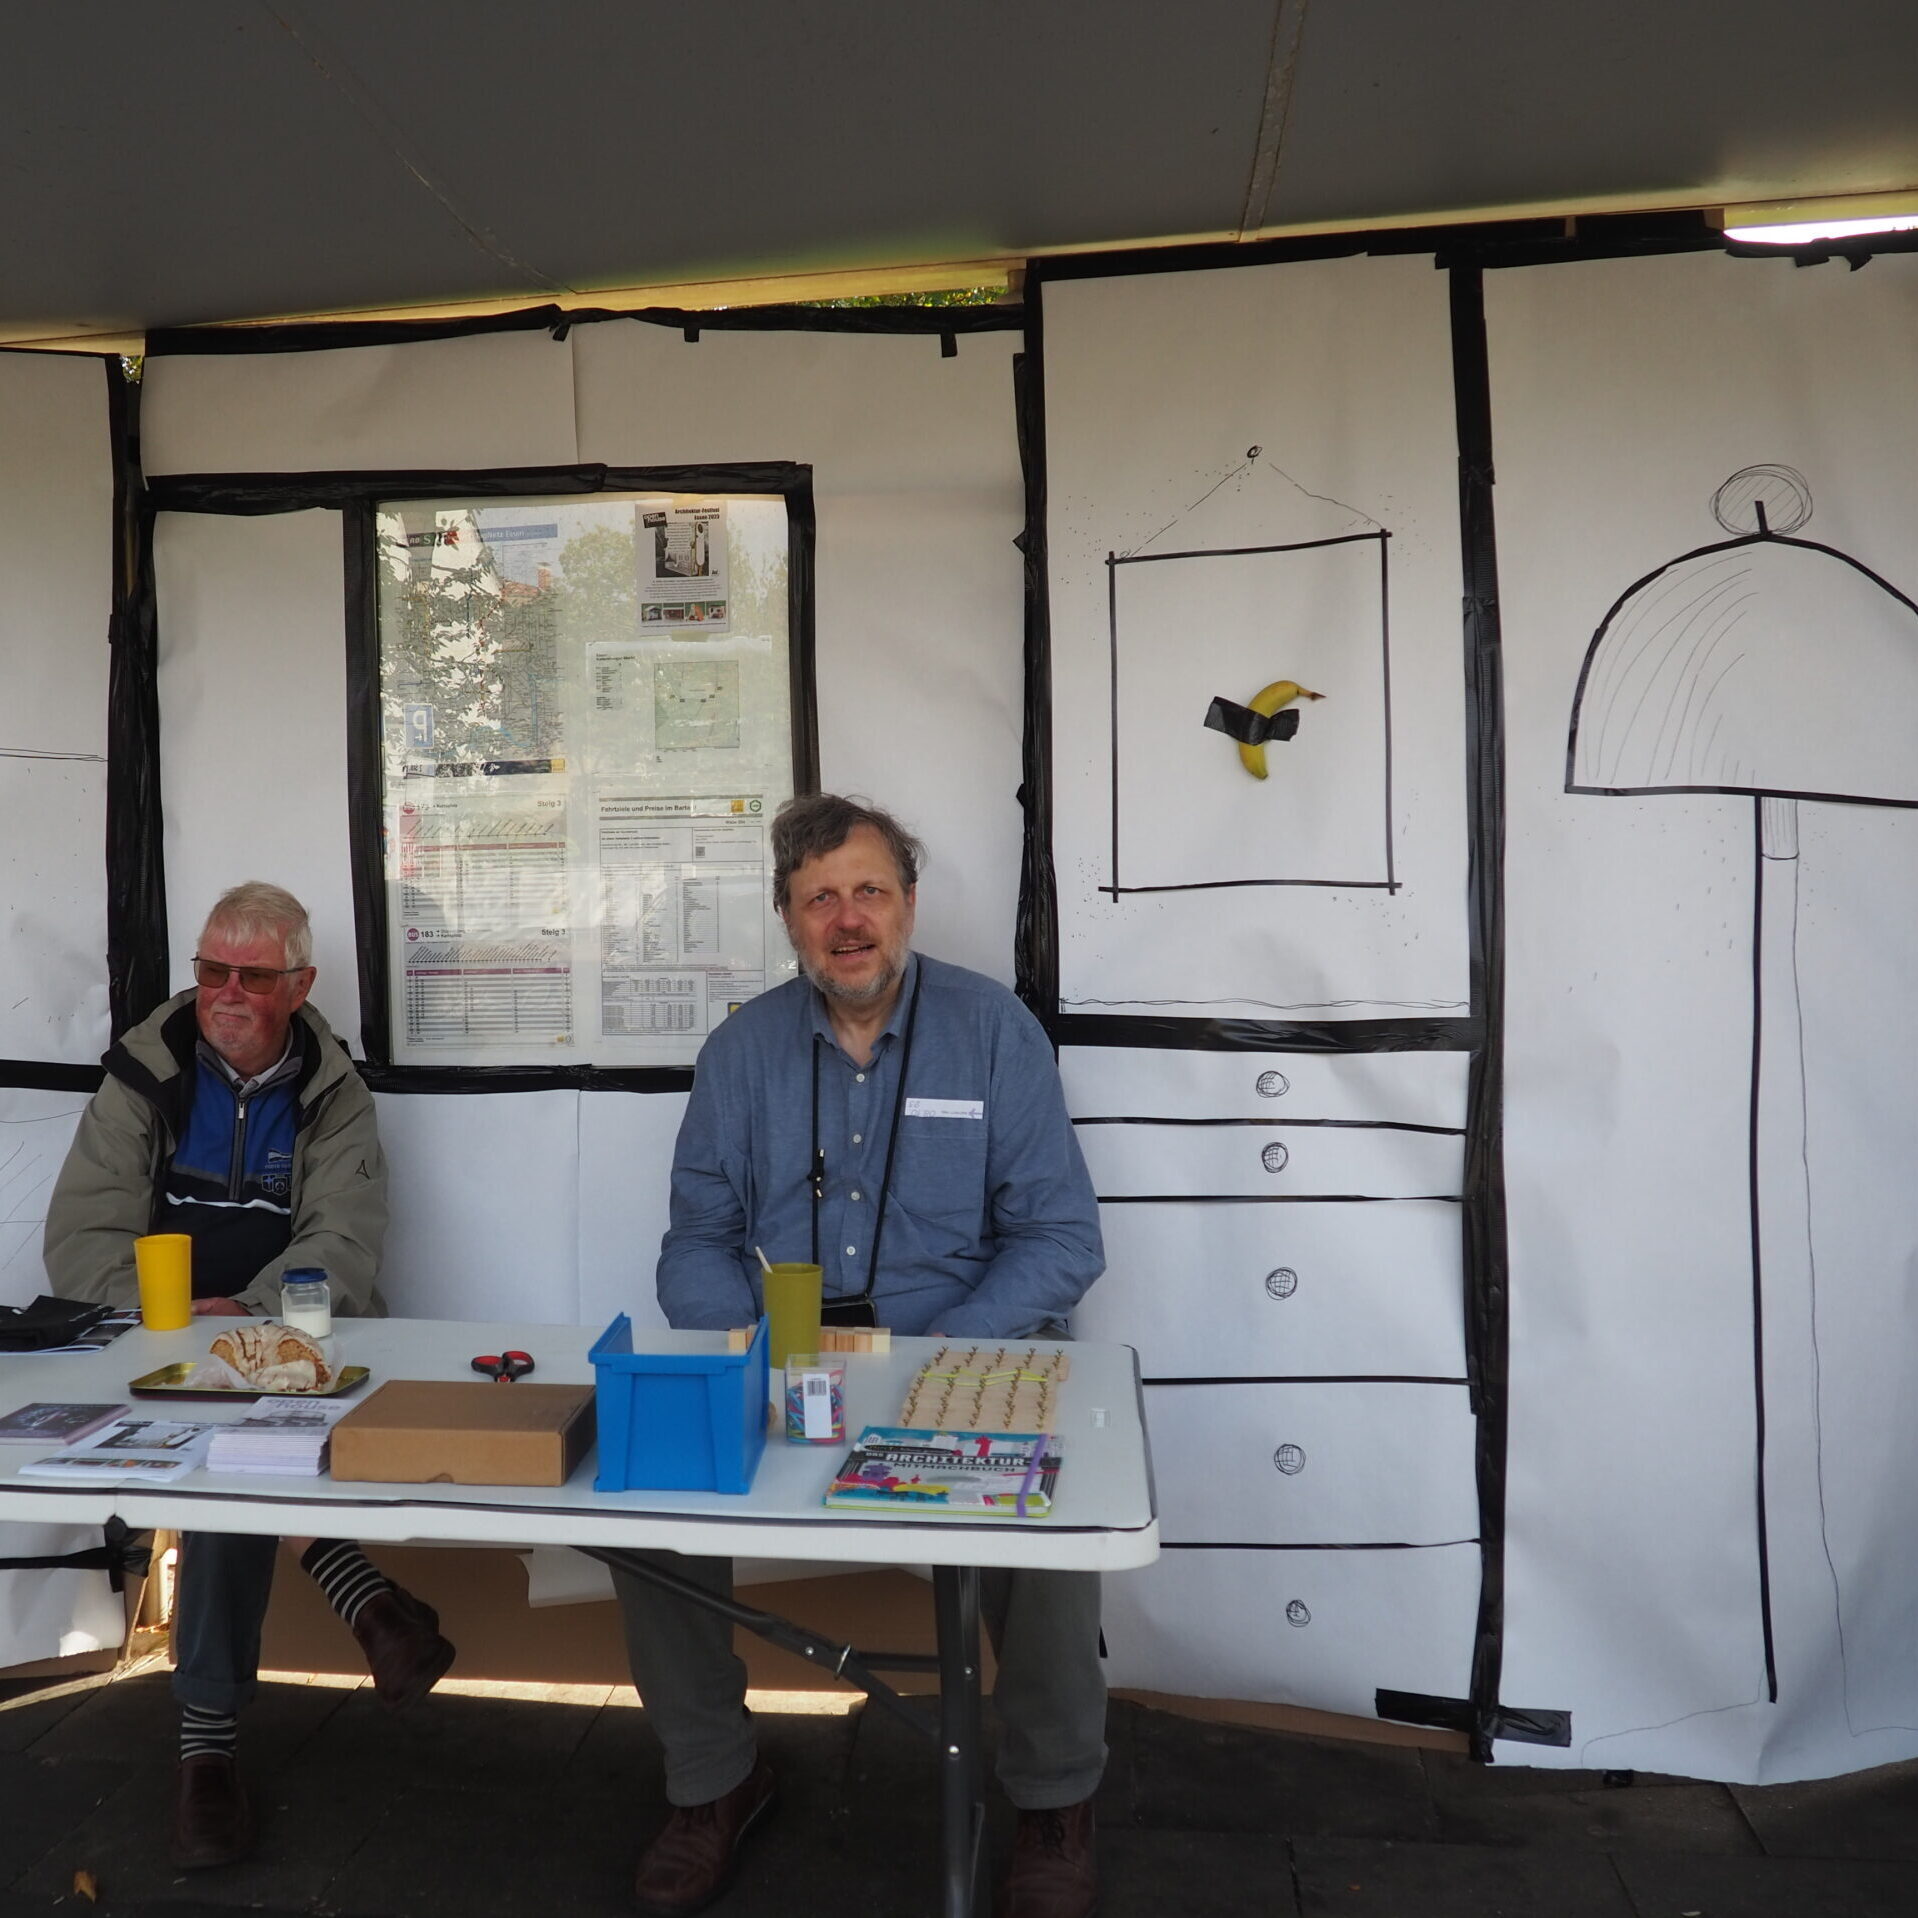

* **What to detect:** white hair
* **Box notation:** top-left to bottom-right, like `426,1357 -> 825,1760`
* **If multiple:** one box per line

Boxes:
201,882 -> 313,969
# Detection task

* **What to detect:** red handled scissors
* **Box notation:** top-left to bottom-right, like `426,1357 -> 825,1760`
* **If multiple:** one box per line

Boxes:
471,1349 -> 534,1383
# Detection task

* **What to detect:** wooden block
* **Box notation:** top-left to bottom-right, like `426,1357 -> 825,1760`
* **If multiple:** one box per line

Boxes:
726,1327 -> 751,1353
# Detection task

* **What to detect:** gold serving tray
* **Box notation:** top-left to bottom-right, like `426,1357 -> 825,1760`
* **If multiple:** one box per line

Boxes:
129,1362 -> 370,1402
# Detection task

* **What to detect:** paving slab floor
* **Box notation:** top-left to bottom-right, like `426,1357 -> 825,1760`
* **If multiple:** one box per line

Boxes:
3,1667 -> 1915,1917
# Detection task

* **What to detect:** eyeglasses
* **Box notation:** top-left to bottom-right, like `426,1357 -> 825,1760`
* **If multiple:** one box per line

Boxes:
192,957 -> 304,994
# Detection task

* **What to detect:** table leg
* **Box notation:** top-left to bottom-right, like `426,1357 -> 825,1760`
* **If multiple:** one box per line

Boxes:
933,1564 -> 986,1918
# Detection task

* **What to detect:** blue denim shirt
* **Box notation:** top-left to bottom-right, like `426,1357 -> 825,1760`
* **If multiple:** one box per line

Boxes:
658,954 -> 1103,1338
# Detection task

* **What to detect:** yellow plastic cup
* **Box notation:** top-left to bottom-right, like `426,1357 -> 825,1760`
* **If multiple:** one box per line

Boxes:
133,1233 -> 193,1330
763,1262 -> 822,1372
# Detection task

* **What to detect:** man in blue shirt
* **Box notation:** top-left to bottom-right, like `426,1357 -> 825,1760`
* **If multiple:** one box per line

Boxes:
617,795 -> 1106,1918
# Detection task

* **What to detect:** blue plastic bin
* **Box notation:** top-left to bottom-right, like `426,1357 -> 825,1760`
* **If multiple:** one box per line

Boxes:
589,1314 -> 769,1494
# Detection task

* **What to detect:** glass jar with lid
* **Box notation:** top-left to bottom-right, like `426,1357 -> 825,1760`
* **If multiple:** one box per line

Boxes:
280,1268 -> 333,1339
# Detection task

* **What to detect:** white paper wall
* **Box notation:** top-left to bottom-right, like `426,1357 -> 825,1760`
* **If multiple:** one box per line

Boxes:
155,509 -> 359,1027
0,1521 -> 127,1667
0,1088 -> 88,1308
1043,257 -> 1477,1726
0,353 -> 114,1064
141,332 -> 581,475
1488,249 -> 1918,1782
572,324 -> 1027,982
142,320 -> 1025,1336
1042,258 -> 1469,1019
373,1089 -> 582,1321
0,1092 -> 124,1669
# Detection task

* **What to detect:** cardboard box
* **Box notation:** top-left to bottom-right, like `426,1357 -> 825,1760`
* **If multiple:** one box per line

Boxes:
329,1380 -> 596,1487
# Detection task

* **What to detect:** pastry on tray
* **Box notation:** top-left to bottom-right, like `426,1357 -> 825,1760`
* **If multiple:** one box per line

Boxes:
208,1319 -> 334,1392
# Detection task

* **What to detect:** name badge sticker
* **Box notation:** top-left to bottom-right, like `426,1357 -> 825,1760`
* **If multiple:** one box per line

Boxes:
904,1097 -> 984,1120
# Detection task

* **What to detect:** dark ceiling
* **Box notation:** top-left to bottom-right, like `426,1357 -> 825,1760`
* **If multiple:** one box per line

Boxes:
6,1 -> 1916,341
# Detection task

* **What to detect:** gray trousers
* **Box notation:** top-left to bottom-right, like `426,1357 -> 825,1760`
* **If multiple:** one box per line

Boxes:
170,1531 -> 282,1716
611,1554 -> 1106,1809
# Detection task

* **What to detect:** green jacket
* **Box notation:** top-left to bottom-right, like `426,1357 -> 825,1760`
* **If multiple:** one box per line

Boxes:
44,992 -> 389,1318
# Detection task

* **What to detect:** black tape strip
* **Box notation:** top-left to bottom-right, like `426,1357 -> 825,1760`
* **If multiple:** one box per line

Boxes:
361,1065 -> 696,1096
1041,207 -> 1878,289
1013,286 -> 1061,1017
1074,1116 -> 1463,1135
341,500 -> 388,1067
103,361 -> 168,1038
1205,697 -> 1301,747
144,301 -> 1022,359
1098,1193 -> 1460,1205
0,1060 -> 104,1093
1724,231 -> 1918,270
1046,1013 -> 1477,1052
1375,1690 -> 1571,1747
1450,264 -> 1515,1767
1146,1374 -> 1470,1387
1163,1538 -> 1478,1552
787,476 -> 822,794
0,1517 -> 150,1590
148,460 -> 810,518
1040,212 -> 1725,291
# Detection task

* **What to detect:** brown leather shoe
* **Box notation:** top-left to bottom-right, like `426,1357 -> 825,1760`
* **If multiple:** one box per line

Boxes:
998,1799 -> 1099,1918
351,1586 -> 455,1707
633,1758 -> 777,1915
170,1753 -> 256,1870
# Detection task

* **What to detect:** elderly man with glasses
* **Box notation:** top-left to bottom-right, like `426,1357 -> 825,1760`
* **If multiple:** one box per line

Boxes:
46,882 -> 454,1870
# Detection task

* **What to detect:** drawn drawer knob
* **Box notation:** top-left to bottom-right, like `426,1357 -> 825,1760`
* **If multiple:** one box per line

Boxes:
1285,1599 -> 1311,1627
1255,1070 -> 1290,1099
1265,1268 -> 1299,1300
1260,1141 -> 1290,1174
1273,1443 -> 1306,1475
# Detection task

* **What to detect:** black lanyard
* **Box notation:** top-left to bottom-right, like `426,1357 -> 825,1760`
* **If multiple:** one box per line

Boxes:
808,964 -> 923,1308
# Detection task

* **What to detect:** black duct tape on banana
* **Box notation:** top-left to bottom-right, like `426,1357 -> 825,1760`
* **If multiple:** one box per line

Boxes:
1204,697 -> 1302,746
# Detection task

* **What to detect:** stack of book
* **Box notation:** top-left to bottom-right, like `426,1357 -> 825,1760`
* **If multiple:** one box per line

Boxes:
824,1427 -> 1062,1518
206,1399 -> 355,1477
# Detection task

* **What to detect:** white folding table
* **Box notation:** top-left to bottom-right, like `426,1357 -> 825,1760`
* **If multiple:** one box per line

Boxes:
0,1319 -> 1159,1917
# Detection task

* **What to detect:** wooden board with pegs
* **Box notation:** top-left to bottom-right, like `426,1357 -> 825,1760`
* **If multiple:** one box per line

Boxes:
897,1345 -> 1071,1432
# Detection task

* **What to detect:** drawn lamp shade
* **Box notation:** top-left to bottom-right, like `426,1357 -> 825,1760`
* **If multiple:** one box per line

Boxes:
1566,465 -> 1918,1709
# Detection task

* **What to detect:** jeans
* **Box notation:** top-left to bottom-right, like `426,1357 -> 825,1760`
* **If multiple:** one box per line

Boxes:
611,1553 -> 1106,1809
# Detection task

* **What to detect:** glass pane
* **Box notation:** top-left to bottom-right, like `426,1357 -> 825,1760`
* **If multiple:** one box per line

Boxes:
375,492 -> 796,1066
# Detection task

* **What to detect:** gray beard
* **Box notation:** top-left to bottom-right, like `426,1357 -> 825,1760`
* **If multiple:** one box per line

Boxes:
797,949 -> 904,1007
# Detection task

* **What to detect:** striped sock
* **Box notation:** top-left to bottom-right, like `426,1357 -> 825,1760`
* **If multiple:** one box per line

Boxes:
299,1539 -> 391,1629
180,1703 -> 237,1763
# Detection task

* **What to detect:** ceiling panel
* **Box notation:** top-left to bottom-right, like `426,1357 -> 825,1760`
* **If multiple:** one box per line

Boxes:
2,1 -> 1913,337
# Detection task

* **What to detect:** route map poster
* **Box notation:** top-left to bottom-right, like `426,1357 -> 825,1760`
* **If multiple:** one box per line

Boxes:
375,491 -> 796,1066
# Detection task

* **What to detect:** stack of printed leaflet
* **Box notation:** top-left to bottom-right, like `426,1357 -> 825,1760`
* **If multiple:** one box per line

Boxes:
19,1417 -> 212,1482
207,1398 -> 356,1477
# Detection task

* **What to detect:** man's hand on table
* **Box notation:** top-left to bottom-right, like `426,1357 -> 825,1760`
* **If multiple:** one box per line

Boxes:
192,1298 -> 250,1317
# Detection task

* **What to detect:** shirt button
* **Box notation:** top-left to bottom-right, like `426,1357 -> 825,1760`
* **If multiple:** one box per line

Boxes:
851,1132 -> 862,1144
850,1190 -> 862,1201
846,1246 -> 857,1257
855,1073 -> 866,1083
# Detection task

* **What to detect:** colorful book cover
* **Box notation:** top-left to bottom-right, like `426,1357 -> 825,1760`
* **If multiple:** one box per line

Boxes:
824,1426 -> 1060,1518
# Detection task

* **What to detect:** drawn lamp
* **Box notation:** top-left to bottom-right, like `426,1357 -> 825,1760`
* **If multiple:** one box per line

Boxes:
1566,465 -> 1918,1704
